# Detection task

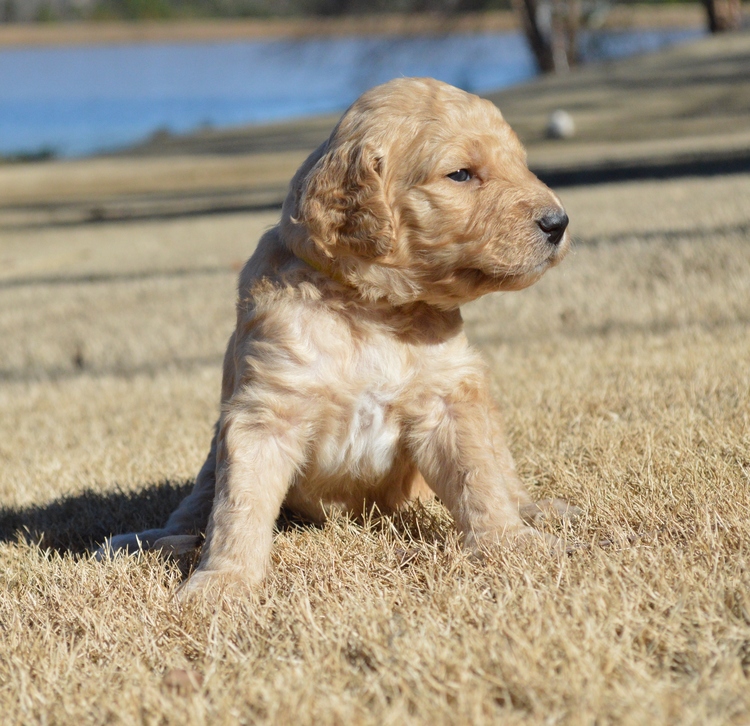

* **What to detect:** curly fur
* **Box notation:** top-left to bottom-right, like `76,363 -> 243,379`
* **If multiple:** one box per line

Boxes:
98,78 -> 574,595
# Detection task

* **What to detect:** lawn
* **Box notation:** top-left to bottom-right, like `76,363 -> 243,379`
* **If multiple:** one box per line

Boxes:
0,170 -> 748,724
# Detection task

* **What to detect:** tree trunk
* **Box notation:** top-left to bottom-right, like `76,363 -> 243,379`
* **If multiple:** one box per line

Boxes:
702,0 -> 742,32
512,0 -> 580,74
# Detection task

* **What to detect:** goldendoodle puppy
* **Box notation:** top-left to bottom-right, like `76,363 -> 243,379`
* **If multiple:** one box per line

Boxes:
100,77 -> 573,594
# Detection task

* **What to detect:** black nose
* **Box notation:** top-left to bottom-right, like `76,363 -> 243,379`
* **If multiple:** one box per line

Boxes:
537,210 -> 569,246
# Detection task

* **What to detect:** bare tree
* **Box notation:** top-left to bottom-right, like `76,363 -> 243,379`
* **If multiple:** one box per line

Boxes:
511,0 -> 582,73
702,0 -> 742,32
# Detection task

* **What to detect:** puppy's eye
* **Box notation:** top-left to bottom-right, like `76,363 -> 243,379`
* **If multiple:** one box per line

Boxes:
447,169 -> 472,182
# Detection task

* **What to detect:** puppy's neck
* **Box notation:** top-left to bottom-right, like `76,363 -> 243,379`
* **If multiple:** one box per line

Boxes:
385,301 -> 464,345
298,257 -> 464,345
256,225 -> 464,345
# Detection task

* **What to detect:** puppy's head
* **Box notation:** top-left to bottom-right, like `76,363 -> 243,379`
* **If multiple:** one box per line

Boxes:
283,77 -> 569,309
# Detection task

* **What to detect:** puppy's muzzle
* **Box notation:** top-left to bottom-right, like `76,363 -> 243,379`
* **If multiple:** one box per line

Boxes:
537,209 -> 569,246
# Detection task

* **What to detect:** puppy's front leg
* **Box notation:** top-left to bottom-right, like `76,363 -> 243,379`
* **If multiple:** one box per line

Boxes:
408,385 -> 548,552
181,406 -> 309,595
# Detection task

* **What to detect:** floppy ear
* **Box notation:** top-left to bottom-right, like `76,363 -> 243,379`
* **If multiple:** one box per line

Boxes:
299,140 -> 395,260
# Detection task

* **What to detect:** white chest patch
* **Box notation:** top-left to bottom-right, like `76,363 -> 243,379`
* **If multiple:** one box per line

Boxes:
320,390 -> 401,481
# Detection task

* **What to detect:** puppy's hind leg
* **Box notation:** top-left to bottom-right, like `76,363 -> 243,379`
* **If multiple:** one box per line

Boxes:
95,424 -> 220,559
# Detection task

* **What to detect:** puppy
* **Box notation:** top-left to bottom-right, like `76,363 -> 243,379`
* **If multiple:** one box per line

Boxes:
100,78 -> 573,594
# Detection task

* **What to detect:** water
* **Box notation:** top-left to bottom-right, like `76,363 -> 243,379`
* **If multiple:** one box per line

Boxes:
0,27 -> 702,158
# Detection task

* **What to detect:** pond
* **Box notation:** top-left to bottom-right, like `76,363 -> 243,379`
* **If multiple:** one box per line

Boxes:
0,26 -> 702,158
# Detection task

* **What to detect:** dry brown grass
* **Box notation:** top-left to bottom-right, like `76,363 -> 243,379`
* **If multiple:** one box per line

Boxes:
1,171 -> 749,725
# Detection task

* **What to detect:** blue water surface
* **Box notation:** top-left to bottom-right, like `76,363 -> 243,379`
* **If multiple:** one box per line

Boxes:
0,27 -> 702,157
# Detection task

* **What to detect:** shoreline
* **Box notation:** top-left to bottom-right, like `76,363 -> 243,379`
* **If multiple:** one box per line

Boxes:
0,5 -> 709,48
1,26 -> 747,226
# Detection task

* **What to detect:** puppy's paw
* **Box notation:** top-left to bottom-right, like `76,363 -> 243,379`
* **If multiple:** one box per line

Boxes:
469,525 -> 564,558
153,535 -> 201,557
94,528 -> 172,560
513,526 -> 566,554
177,568 -> 253,601
514,523 -> 583,555
520,498 -> 582,528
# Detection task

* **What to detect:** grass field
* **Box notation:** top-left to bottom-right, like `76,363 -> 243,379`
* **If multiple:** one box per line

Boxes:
1,160 -> 748,724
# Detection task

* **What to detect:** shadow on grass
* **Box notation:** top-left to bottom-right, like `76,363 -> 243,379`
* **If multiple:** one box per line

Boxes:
0,481 -> 329,557
0,481 -> 451,558
0,481 -> 194,556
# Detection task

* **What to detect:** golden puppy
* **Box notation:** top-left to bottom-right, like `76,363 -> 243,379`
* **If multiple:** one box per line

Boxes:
100,77 -> 573,594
